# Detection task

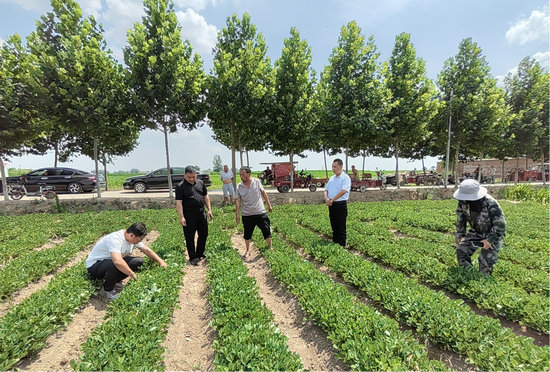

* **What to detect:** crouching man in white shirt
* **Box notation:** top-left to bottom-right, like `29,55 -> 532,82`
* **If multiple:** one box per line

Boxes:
86,222 -> 167,301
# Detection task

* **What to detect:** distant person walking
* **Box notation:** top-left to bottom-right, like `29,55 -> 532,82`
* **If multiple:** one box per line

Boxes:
86,222 -> 167,301
453,179 -> 506,275
235,166 -> 273,258
324,159 -> 351,247
176,166 -> 213,266
220,164 -> 235,205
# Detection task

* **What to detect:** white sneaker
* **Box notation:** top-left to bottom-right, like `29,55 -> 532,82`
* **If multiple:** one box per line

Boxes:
99,287 -> 120,301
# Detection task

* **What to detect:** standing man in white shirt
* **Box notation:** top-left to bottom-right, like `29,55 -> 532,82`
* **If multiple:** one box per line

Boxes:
324,159 -> 351,247
235,166 -> 273,258
220,164 -> 235,205
86,222 -> 167,301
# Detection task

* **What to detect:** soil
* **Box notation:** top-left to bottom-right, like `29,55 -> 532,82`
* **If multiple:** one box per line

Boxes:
162,258 -> 215,371
15,232 -> 160,371
231,234 -> 349,371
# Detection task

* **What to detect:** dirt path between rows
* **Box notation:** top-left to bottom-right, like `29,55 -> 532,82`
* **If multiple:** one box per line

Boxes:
231,233 -> 349,371
162,257 -> 215,370
16,231 -> 160,371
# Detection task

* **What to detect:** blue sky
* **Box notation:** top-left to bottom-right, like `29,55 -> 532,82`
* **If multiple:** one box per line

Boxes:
1,0 -> 548,173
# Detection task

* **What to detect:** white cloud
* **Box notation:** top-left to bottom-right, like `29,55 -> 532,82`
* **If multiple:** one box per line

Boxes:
533,51 -> 550,71
506,5 -> 549,45
174,0 -> 225,11
176,8 -> 218,58
79,0 -> 102,19
0,0 -> 49,13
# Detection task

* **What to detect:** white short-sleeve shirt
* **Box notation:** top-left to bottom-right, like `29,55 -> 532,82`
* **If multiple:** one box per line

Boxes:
85,230 -> 144,268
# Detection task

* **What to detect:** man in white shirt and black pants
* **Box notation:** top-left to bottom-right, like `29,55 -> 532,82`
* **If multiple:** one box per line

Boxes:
324,159 -> 351,247
86,222 -> 167,301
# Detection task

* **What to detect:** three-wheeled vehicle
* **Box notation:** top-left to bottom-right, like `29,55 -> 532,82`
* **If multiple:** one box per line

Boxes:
261,162 -> 320,192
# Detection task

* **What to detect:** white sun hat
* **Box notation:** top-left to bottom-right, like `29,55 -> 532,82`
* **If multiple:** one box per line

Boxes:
453,179 -> 488,201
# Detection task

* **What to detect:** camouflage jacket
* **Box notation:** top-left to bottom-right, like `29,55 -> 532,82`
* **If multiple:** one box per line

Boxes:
456,195 -> 506,248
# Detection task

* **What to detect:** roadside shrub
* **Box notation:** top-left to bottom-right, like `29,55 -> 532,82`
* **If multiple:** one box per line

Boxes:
500,184 -> 549,204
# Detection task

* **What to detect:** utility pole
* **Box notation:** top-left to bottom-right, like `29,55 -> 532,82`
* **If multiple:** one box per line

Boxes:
444,89 -> 453,189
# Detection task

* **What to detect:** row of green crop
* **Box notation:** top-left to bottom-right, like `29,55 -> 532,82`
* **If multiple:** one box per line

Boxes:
0,262 -> 95,369
293,210 -> 549,333
270,212 -> 549,371
0,214 -> 124,299
363,212 -> 549,272
298,204 -> 548,294
206,210 -> 448,371
350,200 -> 549,253
0,214 -> 65,263
74,220 -> 185,370
0,210 -> 173,369
353,215 -> 549,295
205,221 -> 303,371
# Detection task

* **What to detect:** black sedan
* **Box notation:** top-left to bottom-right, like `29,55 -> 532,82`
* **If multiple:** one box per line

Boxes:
123,167 -> 212,193
1,167 -> 99,193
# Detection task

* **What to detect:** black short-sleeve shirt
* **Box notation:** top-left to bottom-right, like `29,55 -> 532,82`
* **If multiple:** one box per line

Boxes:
175,179 -> 207,209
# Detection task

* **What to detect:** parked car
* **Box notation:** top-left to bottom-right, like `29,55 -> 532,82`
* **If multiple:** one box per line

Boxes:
1,167 -> 99,194
123,167 -> 212,193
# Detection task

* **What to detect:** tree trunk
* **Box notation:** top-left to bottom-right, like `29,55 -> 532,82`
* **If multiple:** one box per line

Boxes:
290,151 -> 294,192
1,156 -> 8,201
502,159 -> 505,183
478,152 -> 483,182
362,151 -> 366,178
395,139 -> 400,189
345,147 -> 349,174
246,150 -> 250,167
102,153 -> 108,191
454,143 -> 460,189
323,147 -> 329,179
163,123 -> 173,198
94,137 -> 102,198
542,148 -> 547,185
515,156 -> 519,185
231,119 -> 237,190
54,143 -> 59,168
422,157 -> 425,175
239,144 -> 243,168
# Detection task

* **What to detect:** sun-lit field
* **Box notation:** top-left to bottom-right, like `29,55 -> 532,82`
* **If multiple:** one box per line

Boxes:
0,199 -> 548,370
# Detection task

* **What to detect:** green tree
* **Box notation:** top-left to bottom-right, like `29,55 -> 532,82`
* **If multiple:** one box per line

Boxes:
435,38 -> 509,182
319,21 -> 388,172
504,57 -> 549,183
125,0 -> 206,197
26,0 -> 83,166
212,154 -> 223,172
207,13 -> 274,188
0,35 -> 45,200
383,33 -> 439,188
270,27 -> 317,191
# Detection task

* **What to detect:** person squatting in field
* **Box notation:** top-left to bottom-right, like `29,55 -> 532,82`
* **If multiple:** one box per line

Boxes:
176,165 -> 213,266
86,222 -> 167,301
453,179 -> 506,275
235,166 -> 273,258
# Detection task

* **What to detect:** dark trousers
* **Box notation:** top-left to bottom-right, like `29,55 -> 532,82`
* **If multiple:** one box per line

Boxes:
183,209 -> 208,260
87,256 -> 144,291
329,201 -> 347,247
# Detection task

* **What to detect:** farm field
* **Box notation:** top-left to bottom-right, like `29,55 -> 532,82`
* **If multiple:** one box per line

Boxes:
0,200 -> 548,371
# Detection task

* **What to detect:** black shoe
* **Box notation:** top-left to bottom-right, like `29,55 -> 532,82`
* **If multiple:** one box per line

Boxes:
198,255 -> 206,261
190,258 -> 199,266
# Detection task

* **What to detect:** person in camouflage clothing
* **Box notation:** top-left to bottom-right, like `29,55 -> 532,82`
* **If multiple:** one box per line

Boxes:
453,179 -> 506,275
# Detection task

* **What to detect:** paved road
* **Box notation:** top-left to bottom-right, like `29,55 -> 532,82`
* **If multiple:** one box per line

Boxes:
2,181 -> 543,202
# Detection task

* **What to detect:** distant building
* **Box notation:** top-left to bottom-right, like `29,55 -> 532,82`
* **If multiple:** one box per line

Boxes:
436,157 -> 541,178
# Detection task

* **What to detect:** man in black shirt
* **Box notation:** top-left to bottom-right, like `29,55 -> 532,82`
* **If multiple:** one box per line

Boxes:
175,166 -> 213,266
